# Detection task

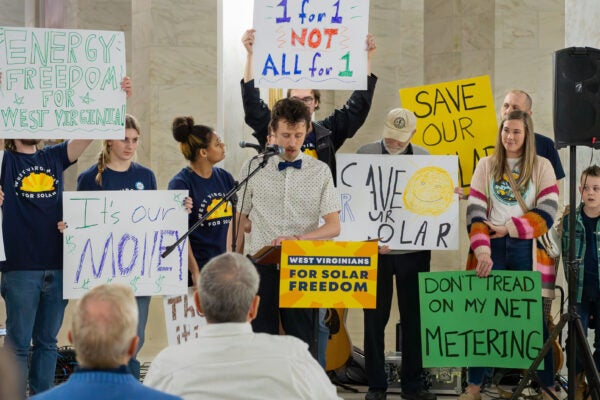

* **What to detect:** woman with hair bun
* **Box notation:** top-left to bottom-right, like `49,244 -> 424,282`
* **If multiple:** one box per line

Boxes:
75,113 -> 156,380
168,116 -> 235,287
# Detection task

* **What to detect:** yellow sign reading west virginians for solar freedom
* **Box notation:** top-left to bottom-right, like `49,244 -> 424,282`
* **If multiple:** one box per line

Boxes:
279,240 -> 378,309
399,75 -> 498,193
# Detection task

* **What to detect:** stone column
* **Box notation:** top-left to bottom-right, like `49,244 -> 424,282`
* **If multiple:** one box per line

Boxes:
131,0 -> 217,189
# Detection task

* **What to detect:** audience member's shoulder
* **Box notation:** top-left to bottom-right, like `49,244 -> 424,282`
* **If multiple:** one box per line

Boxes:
254,331 -> 312,356
139,385 -> 183,400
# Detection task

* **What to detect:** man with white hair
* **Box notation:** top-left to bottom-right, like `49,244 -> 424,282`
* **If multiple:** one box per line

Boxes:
29,284 -> 181,400
144,252 -> 340,400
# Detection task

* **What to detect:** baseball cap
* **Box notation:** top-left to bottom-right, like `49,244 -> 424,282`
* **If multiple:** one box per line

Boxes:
382,108 -> 417,142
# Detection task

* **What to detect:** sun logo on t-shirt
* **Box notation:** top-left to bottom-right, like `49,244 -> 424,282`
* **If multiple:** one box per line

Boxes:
20,172 -> 56,192
205,198 -> 232,220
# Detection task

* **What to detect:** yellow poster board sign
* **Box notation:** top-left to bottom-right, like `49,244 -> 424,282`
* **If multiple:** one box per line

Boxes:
399,75 -> 498,192
279,240 -> 378,309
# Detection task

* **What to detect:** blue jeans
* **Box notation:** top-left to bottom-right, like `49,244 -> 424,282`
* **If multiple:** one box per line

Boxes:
468,237 -> 555,387
1,270 -> 68,397
127,295 -> 151,379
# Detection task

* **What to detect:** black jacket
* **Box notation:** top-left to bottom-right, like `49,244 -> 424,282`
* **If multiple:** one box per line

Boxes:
240,74 -> 377,180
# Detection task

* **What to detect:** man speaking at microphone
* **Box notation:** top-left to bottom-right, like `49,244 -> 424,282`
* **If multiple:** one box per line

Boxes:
235,98 -> 341,350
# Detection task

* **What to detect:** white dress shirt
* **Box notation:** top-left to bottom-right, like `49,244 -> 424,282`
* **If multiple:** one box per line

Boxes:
144,323 -> 341,400
238,153 -> 340,256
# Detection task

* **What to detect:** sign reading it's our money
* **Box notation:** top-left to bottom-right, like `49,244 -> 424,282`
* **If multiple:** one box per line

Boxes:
62,190 -> 189,299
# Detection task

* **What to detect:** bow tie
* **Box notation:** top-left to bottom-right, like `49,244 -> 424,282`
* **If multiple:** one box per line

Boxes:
278,159 -> 302,171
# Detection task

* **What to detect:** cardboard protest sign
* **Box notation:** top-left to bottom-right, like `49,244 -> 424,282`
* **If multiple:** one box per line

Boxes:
336,154 -> 459,250
0,27 -> 127,139
252,0 -> 369,89
62,190 -> 189,299
399,76 -> 498,193
419,270 -> 543,369
280,240 -> 378,309
163,288 -> 207,346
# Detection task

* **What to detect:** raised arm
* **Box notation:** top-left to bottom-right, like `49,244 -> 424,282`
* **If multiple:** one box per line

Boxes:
366,33 -> 377,75
240,29 -> 271,148
242,29 -> 255,83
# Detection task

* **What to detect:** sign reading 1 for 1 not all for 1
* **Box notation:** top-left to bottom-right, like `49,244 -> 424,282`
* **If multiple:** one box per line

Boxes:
253,0 -> 369,89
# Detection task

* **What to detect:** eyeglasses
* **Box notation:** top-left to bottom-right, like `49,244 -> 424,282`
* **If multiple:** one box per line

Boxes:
291,96 -> 315,105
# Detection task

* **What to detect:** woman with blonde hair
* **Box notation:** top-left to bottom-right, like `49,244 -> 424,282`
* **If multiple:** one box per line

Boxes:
75,114 -> 156,380
461,110 -> 559,400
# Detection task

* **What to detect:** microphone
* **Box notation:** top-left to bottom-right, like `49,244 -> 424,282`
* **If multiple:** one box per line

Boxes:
239,140 -> 262,152
252,144 -> 284,161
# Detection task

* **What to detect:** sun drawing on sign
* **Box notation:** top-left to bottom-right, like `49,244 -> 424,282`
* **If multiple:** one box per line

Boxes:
20,172 -> 55,192
403,166 -> 454,216
205,198 -> 232,220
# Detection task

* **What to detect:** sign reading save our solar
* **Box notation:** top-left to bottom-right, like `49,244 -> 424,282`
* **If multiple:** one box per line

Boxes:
62,190 -> 189,299
279,240 -> 378,308
336,154 -> 459,250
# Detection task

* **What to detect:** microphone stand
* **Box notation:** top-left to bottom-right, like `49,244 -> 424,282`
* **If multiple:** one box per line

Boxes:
161,156 -> 271,258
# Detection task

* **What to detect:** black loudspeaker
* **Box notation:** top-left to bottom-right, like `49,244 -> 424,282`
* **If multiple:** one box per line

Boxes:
553,47 -> 600,148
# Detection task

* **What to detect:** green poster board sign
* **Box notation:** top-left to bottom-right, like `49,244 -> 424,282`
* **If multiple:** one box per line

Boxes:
419,270 -> 543,369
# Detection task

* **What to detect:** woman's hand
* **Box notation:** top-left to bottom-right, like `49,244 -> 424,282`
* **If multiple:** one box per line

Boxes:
454,186 -> 468,200
120,76 -> 132,98
475,253 -> 493,277
378,245 -> 391,255
183,196 -> 193,214
484,221 -> 508,239
57,221 -> 67,233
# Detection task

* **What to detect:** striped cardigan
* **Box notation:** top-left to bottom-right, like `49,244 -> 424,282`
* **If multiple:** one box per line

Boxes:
466,155 -> 559,298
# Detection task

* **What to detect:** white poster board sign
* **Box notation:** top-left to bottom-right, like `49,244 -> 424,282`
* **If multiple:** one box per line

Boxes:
336,154 -> 459,250
62,190 -> 189,299
252,0 -> 369,90
0,27 -> 126,139
163,287 -> 207,346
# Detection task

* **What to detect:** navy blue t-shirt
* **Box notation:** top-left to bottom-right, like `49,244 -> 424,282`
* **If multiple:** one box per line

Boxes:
168,167 -> 234,270
0,142 -> 72,271
582,209 -> 600,299
77,162 -> 157,191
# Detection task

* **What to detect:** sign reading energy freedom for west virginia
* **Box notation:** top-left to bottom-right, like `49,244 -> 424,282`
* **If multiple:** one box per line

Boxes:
336,154 -> 459,250
0,27 -> 127,139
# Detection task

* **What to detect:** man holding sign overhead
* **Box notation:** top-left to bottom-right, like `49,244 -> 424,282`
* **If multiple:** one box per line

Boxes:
357,108 -> 436,400
0,71 -> 131,397
240,28 -> 377,180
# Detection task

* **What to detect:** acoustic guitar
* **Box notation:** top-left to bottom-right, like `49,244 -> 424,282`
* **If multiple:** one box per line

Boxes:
325,308 -> 352,371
